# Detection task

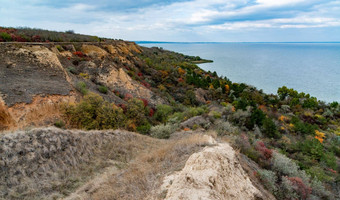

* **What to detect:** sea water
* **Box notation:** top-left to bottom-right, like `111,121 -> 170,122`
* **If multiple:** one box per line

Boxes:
139,42 -> 340,103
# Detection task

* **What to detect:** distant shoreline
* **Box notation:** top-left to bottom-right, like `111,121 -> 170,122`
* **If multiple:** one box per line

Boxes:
136,41 -> 340,44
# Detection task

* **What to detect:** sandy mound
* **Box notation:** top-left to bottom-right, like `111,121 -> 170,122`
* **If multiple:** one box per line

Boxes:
162,143 -> 268,200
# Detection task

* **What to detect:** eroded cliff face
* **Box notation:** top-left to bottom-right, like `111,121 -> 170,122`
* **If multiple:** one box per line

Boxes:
0,41 -> 165,131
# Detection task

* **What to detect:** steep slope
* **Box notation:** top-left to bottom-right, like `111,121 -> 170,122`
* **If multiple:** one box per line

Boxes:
0,41 -> 165,131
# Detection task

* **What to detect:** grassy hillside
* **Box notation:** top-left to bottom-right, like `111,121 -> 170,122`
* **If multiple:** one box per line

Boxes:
0,28 -> 339,199
0,27 -> 109,42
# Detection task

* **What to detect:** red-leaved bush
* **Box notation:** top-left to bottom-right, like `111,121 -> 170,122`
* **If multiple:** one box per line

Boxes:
141,81 -> 151,88
118,104 -> 127,112
73,51 -> 85,57
287,177 -> 312,200
140,98 -> 148,107
149,108 -> 155,117
255,141 -> 273,160
124,93 -> 133,101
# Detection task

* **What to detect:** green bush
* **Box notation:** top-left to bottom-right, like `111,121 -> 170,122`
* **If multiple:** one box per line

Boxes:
154,104 -> 173,123
98,85 -> 108,94
64,93 -> 125,130
300,139 -> 324,161
137,123 -> 151,135
262,117 -> 280,138
75,81 -> 88,95
54,120 -> 65,128
55,45 -> 64,52
0,32 -> 12,41
291,116 -> 317,135
126,98 -> 147,126
150,123 -> 178,139
211,111 -> 222,119
246,108 -> 266,130
306,166 -> 332,182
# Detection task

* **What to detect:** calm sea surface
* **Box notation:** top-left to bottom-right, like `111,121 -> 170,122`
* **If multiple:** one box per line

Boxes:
139,42 -> 340,103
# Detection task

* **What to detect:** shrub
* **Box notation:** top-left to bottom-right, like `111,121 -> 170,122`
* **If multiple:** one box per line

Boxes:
150,123 -> 178,139
216,121 -> 239,136
306,166 -> 332,182
54,120 -> 65,128
64,93 -> 125,130
236,134 -> 260,162
126,98 -> 147,126
300,138 -> 324,161
291,116 -> 317,135
280,176 -> 299,199
211,111 -> 222,119
258,169 -> 278,193
255,141 -> 273,160
272,152 -> 311,184
286,177 -> 312,200
154,104 -> 173,123
272,151 -> 299,177
75,81 -> 88,95
73,51 -> 85,57
262,117 -> 280,138
186,106 -> 207,117
79,73 -> 90,79
137,123 -> 152,135
0,32 -> 12,41
67,67 -> 78,74
310,178 -> 332,198
55,45 -> 64,52
246,108 -> 266,130
98,85 -> 108,94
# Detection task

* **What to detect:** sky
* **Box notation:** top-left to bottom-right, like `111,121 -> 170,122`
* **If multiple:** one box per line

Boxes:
0,0 -> 340,42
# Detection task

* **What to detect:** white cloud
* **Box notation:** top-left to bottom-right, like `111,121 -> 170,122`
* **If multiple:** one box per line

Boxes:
0,0 -> 339,41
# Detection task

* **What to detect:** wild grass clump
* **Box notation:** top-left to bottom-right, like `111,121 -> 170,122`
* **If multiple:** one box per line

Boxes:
75,81 -> 88,95
150,123 -> 178,139
98,85 -> 108,94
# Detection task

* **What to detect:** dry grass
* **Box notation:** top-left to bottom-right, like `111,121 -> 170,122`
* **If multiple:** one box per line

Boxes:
0,128 -> 157,200
87,133 -> 214,200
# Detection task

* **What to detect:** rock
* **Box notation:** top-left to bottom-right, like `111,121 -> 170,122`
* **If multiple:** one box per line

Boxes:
162,143 -> 270,200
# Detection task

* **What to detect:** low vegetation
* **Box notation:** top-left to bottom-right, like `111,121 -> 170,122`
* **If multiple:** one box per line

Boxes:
0,28 -> 339,199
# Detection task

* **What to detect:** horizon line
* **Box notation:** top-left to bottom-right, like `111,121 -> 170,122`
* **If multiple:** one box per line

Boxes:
135,41 -> 340,44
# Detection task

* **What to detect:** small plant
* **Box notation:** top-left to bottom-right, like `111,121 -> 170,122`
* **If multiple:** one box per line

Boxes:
75,81 -> 88,95
55,45 -> 64,52
73,51 -> 85,57
54,120 -> 65,128
67,67 -> 78,74
98,85 -> 108,94
212,111 -> 222,119
79,73 -> 90,79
